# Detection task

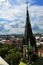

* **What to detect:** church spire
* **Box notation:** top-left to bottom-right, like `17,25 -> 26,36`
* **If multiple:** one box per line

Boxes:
22,0 -> 37,63
25,0 -> 33,44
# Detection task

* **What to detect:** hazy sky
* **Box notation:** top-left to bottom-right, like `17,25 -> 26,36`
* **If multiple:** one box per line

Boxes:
0,0 -> 43,34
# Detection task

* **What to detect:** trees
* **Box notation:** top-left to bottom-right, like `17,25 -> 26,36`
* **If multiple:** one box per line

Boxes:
0,43 -> 22,65
5,49 -> 22,65
0,44 -> 9,58
32,58 -> 43,65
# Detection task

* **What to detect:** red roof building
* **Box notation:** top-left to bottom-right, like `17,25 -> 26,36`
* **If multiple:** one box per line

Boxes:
38,48 -> 43,57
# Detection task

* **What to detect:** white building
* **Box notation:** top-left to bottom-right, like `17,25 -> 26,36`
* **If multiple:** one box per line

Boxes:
0,56 -> 9,65
35,35 -> 43,46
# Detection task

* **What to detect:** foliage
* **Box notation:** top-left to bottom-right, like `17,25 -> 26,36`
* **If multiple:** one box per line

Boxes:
0,43 -> 22,65
32,58 -> 43,65
5,51 -> 22,65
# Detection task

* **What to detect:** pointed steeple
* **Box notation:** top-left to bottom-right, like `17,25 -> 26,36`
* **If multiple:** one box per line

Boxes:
22,1 -> 37,62
25,1 -> 33,44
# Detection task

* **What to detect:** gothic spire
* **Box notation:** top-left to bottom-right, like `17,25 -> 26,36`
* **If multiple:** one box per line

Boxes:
25,0 -> 33,44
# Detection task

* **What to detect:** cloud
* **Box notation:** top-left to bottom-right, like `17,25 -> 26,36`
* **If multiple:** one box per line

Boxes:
9,28 -> 25,34
29,6 -> 43,25
0,2 -> 26,20
0,0 -> 43,34
29,6 -> 43,33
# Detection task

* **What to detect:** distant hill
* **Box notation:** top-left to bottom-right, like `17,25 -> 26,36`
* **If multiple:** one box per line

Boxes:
32,58 -> 43,65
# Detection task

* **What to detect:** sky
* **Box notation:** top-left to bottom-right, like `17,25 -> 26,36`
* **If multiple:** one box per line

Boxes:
0,0 -> 43,34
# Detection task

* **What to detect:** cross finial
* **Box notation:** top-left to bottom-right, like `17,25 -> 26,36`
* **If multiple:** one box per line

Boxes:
26,0 -> 28,9
26,0 -> 28,4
